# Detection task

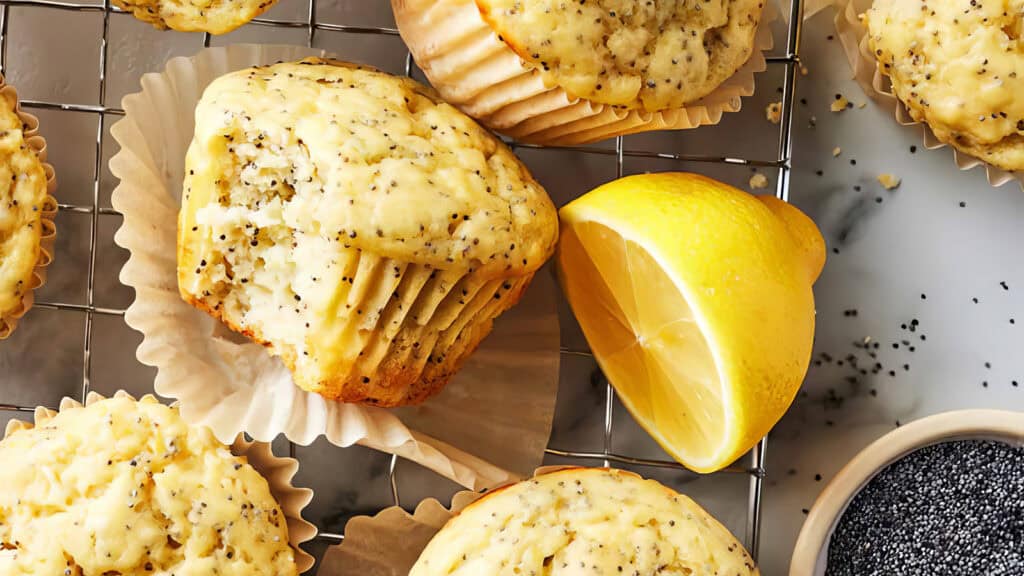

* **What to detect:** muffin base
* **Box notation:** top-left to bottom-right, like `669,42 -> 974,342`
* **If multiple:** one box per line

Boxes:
182,250 -> 535,407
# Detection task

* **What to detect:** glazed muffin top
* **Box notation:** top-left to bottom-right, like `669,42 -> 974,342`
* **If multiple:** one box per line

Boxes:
865,0 -> 1024,171
0,396 -> 297,576
112,0 -> 277,34
410,467 -> 758,576
477,0 -> 766,111
0,90 -> 47,317
180,59 -> 557,281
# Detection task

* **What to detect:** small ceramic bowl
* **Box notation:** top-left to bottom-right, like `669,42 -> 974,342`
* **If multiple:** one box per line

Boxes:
789,409 -> 1024,576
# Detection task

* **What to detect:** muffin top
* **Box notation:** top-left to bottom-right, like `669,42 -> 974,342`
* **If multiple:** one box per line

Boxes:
477,0 -> 765,111
181,59 -> 557,280
0,91 -> 47,317
0,396 -> 297,576
410,467 -> 759,576
112,0 -> 276,34
865,0 -> 1024,171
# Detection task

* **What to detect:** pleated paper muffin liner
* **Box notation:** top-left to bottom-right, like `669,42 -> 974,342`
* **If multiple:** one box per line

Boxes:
0,75 -> 57,339
834,0 -> 1023,190
318,466 -> 581,575
392,0 -> 777,146
110,43 -> 561,491
2,390 -> 318,573
198,248 -> 534,407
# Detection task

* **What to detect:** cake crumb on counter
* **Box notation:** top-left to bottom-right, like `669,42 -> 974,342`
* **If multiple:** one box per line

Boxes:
831,94 -> 850,112
832,147 -> 842,157
877,173 -> 901,190
749,172 -> 769,190
766,101 -> 782,124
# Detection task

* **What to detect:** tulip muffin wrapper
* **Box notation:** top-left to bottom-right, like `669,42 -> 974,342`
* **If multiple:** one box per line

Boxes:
392,0 -> 778,146
833,0 -> 1023,190
318,465 -> 582,576
110,43 -> 561,491
1,389 -> 318,573
0,75 -> 58,340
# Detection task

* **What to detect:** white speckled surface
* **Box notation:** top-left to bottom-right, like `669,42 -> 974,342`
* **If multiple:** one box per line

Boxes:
1,2 -> 1022,575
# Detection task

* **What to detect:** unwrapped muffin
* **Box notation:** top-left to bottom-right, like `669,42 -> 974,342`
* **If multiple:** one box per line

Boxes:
864,0 -> 1024,172
0,77 -> 55,339
0,395 -> 299,576
393,0 -> 767,144
178,58 -> 558,407
410,467 -> 759,575
113,0 -> 277,34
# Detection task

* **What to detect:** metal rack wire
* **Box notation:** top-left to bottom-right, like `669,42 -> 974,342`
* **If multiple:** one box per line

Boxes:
0,0 -> 804,568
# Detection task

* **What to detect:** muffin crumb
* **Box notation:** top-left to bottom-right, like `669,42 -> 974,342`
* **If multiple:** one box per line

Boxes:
877,173 -> 901,190
748,172 -> 769,190
830,94 -> 850,112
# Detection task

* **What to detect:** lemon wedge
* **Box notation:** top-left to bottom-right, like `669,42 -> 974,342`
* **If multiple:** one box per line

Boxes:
556,173 -> 825,472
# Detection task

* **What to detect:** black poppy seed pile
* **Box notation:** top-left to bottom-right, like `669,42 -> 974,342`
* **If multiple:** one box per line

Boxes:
826,440 -> 1024,576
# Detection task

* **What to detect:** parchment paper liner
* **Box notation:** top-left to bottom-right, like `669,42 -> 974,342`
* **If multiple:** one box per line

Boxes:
833,0 -> 1023,190
0,75 -> 57,339
2,389 -> 317,573
392,0 -> 777,146
109,43 -> 561,491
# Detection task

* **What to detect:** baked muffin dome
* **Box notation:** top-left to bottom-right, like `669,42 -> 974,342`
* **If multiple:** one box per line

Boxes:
0,396 -> 297,576
0,89 -> 49,327
865,0 -> 1024,171
178,59 -> 558,406
477,0 -> 766,111
411,468 -> 759,576
113,0 -> 277,34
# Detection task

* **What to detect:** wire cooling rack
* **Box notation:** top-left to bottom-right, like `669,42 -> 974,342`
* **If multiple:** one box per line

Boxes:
0,0 -> 804,569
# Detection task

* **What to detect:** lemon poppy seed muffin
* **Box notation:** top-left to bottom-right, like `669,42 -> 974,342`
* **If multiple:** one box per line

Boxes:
477,0 -> 766,111
178,59 -> 558,406
864,0 -> 1024,171
411,468 -> 759,576
0,396 -> 298,576
393,0 -> 767,144
0,86 -> 50,336
113,0 -> 278,34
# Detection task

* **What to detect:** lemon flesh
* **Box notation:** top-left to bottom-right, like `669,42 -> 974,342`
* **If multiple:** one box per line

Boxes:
557,173 -> 824,473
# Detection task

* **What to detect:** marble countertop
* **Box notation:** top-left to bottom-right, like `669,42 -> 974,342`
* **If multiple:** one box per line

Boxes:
1,2 -> 1021,574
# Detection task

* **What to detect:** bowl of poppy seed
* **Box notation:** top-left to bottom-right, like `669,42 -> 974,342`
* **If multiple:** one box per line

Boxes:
790,409 -> 1024,576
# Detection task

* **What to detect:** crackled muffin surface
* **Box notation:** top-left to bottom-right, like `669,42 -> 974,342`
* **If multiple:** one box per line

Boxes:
178,59 -> 557,406
411,467 -> 759,576
477,0 -> 766,111
0,396 -> 297,576
865,0 -> 1024,171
